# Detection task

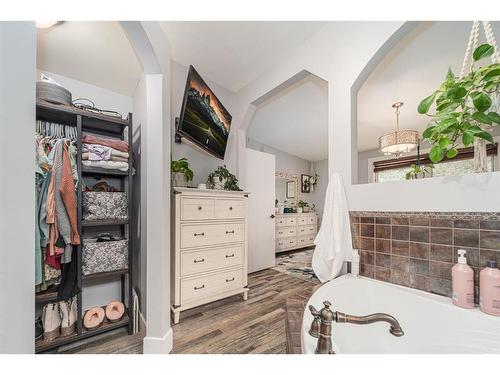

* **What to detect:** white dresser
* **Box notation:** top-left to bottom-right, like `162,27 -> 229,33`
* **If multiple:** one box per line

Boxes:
275,213 -> 317,253
171,187 -> 249,324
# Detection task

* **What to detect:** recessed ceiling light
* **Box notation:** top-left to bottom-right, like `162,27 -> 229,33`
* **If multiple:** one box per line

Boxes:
36,21 -> 63,29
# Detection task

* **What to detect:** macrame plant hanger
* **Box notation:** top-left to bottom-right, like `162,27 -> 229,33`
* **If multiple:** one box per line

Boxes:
459,21 -> 499,172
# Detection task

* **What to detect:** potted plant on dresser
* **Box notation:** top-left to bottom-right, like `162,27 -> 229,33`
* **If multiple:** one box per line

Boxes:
171,157 -> 194,187
207,165 -> 241,190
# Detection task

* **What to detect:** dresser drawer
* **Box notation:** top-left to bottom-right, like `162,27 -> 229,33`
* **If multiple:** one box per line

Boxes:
181,245 -> 243,276
181,197 -> 215,221
181,222 -> 244,249
214,198 -> 245,219
276,226 -> 296,238
283,237 -> 297,248
307,216 -> 317,225
297,216 -> 309,225
276,216 -> 288,227
276,238 -> 287,251
181,269 -> 244,304
297,235 -> 315,247
285,217 -> 296,226
297,225 -> 315,235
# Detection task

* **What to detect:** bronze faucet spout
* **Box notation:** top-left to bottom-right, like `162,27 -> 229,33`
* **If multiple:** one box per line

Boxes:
308,301 -> 404,354
335,311 -> 404,337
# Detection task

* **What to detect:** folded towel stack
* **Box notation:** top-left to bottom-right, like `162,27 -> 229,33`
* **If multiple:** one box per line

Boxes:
82,135 -> 129,172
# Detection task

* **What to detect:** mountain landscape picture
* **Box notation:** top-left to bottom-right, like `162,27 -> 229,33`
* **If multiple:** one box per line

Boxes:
179,66 -> 232,158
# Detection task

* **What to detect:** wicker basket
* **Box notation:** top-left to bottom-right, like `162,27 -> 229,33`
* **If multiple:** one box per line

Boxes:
36,81 -> 72,106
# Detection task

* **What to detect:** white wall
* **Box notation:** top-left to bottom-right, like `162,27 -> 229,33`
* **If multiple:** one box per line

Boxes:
0,21 -> 36,354
171,61 -> 239,186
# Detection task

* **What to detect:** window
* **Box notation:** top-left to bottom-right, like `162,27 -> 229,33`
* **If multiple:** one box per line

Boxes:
373,144 -> 497,183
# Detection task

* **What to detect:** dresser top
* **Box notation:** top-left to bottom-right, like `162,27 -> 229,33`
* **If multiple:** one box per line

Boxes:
173,187 -> 250,196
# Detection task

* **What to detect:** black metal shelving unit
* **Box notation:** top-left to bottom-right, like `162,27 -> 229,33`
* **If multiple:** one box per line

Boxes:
35,100 -> 134,353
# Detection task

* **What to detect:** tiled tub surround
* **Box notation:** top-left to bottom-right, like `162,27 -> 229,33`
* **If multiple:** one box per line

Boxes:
350,212 -> 500,302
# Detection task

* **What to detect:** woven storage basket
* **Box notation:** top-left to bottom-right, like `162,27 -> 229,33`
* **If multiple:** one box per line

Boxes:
36,81 -> 72,105
82,239 -> 128,275
82,192 -> 128,221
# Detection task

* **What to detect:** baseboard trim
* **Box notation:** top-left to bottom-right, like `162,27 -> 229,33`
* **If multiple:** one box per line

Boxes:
143,327 -> 173,354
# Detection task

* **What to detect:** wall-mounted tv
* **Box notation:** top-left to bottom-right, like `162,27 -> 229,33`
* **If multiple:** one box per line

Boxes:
177,65 -> 232,159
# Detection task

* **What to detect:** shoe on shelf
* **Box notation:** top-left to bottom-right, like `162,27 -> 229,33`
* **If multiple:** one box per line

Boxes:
105,301 -> 125,322
59,297 -> 77,337
41,302 -> 61,341
83,306 -> 105,330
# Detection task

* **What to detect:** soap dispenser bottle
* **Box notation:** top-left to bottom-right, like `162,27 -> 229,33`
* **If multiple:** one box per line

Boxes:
479,260 -> 500,316
451,249 -> 474,309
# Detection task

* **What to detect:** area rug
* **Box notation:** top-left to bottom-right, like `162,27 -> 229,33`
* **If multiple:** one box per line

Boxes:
273,248 -> 320,284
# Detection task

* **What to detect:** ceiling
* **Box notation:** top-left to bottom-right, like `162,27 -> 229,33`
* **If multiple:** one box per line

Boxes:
160,21 -> 326,92
37,21 -> 142,96
247,74 -> 328,161
358,21 -> 500,152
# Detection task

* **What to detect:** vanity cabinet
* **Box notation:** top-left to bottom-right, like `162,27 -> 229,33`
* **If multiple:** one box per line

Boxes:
275,213 -> 318,253
172,188 -> 249,324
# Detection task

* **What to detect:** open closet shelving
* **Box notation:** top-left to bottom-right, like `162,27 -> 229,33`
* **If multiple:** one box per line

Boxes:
35,100 -> 134,353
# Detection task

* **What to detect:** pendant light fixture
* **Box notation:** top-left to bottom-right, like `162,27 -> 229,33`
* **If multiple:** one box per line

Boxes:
378,102 -> 419,158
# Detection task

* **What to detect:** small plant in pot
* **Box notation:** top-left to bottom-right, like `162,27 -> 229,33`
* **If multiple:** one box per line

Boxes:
207,165 -> 241,191
297,200 -> 310,213
171,158 -> 194,187
405,164 -> 434,180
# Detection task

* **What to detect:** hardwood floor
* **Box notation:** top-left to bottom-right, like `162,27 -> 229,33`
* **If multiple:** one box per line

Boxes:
172,268 -> 316,354
61,268 -> 316,354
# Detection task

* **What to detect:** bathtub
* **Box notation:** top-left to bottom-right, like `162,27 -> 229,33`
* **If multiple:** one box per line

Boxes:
302,274 -> 500,354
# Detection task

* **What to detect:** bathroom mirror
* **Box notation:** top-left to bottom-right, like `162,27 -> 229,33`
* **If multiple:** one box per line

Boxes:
355,21 -> 500,185
275,172 -> 299,206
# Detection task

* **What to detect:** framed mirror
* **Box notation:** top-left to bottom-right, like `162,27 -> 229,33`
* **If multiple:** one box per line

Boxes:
275,172 -> 299,206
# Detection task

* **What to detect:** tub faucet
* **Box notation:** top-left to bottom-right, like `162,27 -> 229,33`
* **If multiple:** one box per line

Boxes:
308,301 -> 404,354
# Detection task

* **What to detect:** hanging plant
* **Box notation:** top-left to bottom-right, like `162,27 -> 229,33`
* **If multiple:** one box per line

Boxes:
417,43 -> 500,163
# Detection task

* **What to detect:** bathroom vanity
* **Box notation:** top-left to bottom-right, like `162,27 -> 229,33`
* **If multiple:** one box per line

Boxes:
275,212 -> 317,253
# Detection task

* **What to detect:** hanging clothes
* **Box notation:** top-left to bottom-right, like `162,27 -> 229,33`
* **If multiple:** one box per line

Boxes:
35,126 -> 80,296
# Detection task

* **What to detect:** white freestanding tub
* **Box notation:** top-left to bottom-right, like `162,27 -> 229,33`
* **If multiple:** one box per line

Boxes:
302,274 -> 500,354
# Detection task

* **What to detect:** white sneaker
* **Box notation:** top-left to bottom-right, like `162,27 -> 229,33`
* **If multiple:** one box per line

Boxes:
59,297 -> 77,336
42,302 -> 62,341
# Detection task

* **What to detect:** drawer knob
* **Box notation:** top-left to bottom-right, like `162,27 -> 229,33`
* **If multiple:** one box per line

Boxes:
193,232 -> 205,237
226,277 -> 235,282
225,230 -> 235,234
198,206 -> 202,210
193,258 -> 205,263
229,206 -> 233,210
225,254 -> 235,258
194,285 -> 205,290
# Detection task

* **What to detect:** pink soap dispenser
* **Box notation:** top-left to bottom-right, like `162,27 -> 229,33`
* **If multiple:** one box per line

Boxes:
479,260 -> 500,316
451,249 -> 474,309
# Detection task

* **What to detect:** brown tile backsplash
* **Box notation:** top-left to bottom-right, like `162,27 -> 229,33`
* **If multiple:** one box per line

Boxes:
430,228 -> 453,245
350,211 -> 500,303
375,225 -> 391,239
410,226 -> 430,243
392,225 -> 409,241
454,229 -> 479,248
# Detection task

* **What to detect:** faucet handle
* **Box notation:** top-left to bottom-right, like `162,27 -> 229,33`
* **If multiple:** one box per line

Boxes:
308,305 -> 321,338
323,301 -> 331,308
309,305 -> 319,316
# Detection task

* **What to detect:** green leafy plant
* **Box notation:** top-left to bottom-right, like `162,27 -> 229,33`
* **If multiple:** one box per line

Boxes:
405,164 -> 434,180
171,157 -> 194,181
418,43 -> 500,163
207,165 -> 240,191
297,200 -> 309,208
